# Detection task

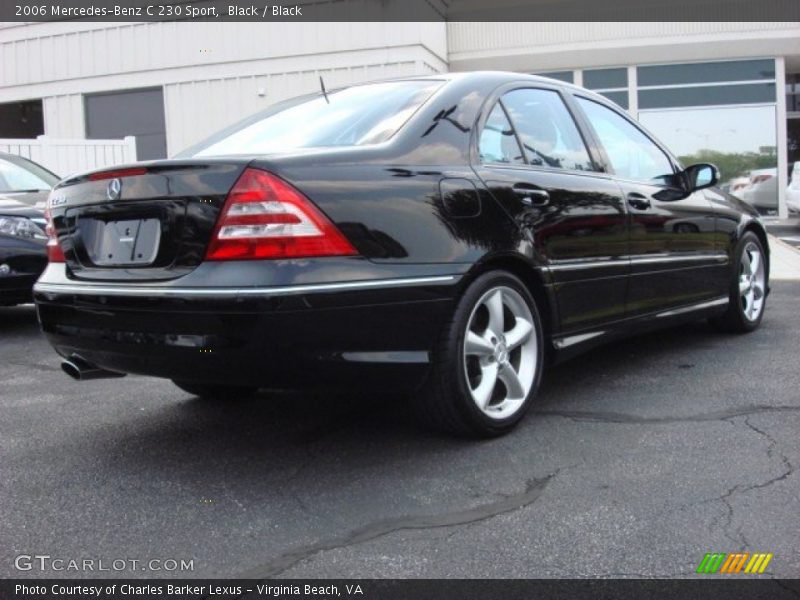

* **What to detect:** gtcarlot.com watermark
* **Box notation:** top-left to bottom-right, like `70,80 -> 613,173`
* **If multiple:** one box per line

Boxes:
14,554 -> 194,572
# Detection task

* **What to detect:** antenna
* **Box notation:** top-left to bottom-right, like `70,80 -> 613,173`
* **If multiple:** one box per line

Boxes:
319,76 -> 330,104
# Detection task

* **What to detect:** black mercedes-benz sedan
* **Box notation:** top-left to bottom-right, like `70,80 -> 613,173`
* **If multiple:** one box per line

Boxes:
34,72 -> 769,436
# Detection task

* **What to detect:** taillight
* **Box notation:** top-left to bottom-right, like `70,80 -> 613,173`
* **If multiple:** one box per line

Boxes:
751,174 -> 773,184
205,168 -> 357,260
43,206 -> 65,263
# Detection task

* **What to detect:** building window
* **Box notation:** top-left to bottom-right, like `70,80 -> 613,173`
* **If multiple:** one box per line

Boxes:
637,59 -> 775,87
638,83 -> 776,109
637,59 -> 776,109
0,100 -> 44,139
583,68 -> 629,109
788,73 -> 800,113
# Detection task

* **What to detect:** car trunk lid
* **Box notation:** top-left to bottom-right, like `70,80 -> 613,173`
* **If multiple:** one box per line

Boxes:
50,160 -> 249,281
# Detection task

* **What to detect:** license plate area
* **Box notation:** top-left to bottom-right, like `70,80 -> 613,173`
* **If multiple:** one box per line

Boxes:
81,218 -> 161,266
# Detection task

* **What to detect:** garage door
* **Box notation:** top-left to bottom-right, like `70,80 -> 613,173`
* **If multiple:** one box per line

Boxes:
85,87 -> 167,160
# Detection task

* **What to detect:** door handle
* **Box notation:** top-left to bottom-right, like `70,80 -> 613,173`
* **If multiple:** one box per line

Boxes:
513,186 -> 550,206
626,193 -> 651,210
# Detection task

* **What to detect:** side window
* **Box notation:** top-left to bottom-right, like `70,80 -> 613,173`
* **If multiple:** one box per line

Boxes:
500,88 -> 594,171
575,96 -> 675,184
479,103 -> 524,165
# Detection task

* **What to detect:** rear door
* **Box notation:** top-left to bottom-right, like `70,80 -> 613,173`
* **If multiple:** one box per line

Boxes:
572,95 -> 726,316
472,85 -> 629,335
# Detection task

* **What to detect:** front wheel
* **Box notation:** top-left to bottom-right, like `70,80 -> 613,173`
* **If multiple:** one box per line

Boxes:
416,270 -> 544,437
172,380 -> 258,400
710,231 -> 768,333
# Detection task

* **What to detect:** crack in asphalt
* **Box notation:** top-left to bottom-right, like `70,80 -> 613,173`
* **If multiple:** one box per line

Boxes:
742,416 -> 795,494
672,415 -> 796,554
532,404 -> 800,425
715,416 -> 797,551
236,473 -> 556,580
539,405 -> 799,563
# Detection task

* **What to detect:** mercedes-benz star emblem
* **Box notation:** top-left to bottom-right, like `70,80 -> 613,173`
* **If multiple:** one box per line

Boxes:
107,178 -> 122,201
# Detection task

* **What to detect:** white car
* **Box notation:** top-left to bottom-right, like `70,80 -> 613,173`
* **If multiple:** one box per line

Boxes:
788,161 -> 800,214
725,176 -> 750,197
741,167 -> 779,214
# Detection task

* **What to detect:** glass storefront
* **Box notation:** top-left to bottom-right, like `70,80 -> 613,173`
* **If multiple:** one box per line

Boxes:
640,105 -> 778,214
537,59 -> 781,215
637,59 -> 778,215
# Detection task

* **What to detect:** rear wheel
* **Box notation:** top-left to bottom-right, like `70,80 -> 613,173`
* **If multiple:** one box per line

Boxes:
710,231 -> 767,333
416,270 -> 544,437
172,380 -> 258,400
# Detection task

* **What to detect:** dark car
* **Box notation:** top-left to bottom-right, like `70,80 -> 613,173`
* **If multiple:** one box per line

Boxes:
0,152 -> 57,305
0,151 -> 60,208
34,72 -> 769,436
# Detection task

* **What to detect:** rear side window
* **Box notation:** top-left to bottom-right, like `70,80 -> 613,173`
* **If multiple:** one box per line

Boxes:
186,80 -> 442,157
575,96 -> 675,184
479,103 -> 525,165
500,88 -> 594,171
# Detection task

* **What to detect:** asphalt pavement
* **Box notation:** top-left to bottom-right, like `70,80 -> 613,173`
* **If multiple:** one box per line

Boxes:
1,284 -> 799,579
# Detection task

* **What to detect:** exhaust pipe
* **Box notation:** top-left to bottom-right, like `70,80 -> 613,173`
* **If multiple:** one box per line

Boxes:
61,355 -> 127,381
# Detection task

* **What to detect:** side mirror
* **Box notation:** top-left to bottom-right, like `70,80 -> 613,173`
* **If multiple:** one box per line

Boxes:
685,163 -> 720,192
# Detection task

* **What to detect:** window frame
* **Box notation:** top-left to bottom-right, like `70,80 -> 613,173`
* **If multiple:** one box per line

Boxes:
472,82 -> 605,177
477,100 -> 526,167
569,92 -> 684,186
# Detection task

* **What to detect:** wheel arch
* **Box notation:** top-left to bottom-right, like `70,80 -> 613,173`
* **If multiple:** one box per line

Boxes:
741,220 -> 770,280
460,253 -> 558,351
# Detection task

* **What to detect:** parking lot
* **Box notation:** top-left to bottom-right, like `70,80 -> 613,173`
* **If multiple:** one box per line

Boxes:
1,283 -> 799,579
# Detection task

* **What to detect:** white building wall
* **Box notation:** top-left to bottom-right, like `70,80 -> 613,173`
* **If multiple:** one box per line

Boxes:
0,20 -> 448,154
42,94 -> 85,138
447,22 -> 800,72
162,49 -> 443,152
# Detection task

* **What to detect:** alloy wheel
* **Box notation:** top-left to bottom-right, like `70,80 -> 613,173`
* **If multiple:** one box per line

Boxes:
739,241 -> 766,322
462,286 -> 538,419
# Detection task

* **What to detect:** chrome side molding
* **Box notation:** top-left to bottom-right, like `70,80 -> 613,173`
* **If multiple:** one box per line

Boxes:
655,296 -> 729,318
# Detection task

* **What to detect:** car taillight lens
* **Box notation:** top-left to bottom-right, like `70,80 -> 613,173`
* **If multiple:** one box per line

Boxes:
43,206 -> 65,263
205,168 -> 357,261
751,174 -> 773,184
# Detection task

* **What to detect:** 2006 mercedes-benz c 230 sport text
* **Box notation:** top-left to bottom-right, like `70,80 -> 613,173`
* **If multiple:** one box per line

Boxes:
34,72 -> 769,436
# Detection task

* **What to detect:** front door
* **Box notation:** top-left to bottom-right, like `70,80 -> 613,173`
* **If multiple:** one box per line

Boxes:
473,86 -> 629,334
573,96 -> 725,316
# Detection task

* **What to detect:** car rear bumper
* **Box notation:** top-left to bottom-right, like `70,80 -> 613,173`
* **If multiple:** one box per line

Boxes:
34,262 -> 464,390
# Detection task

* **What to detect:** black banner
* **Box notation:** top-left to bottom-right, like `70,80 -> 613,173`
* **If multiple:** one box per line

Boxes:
2,0 -> 800,22
2,579 -> 800,600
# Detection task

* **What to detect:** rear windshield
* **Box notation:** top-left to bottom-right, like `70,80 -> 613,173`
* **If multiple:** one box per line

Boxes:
184,80 -> 442,157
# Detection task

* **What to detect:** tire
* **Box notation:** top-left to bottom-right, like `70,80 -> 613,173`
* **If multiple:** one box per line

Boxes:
710,231 -> 768,333
172,380 -> 258,400
415,270 -> 544,437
